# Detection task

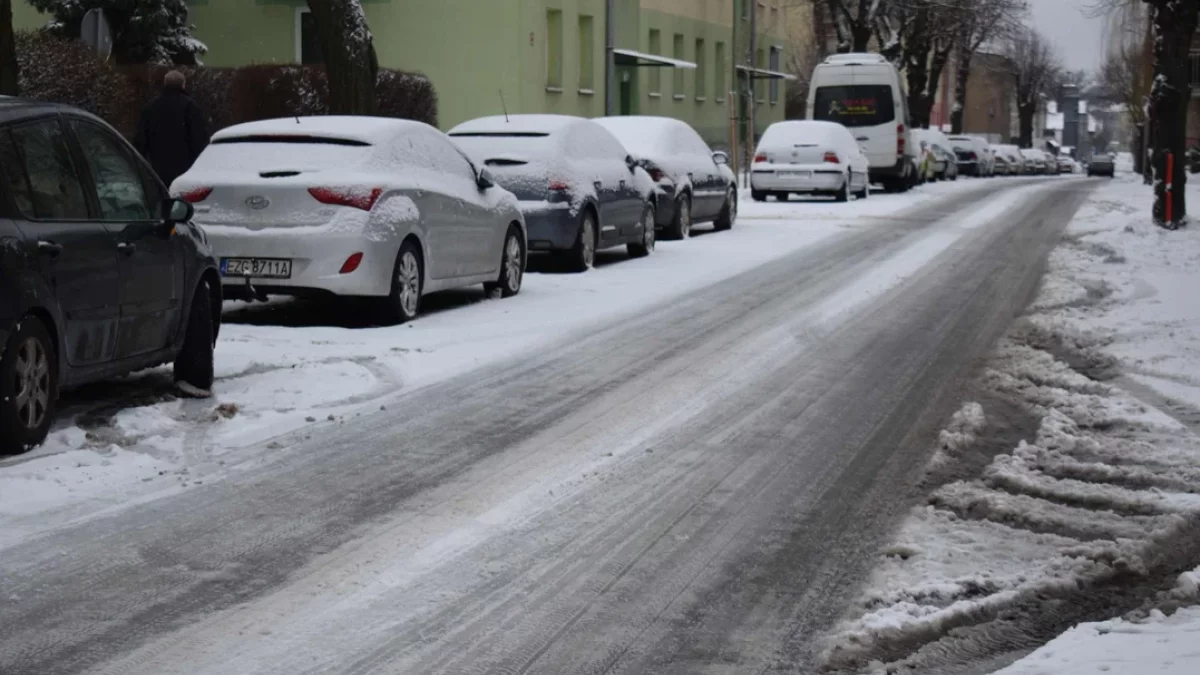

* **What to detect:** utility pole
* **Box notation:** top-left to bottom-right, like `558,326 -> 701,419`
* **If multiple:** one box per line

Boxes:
744,0 -> 758,188
605,0 -> 616,116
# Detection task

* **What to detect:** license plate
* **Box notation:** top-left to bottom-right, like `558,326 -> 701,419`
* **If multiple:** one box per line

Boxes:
777,171 -> 811,178
221,258 -> 292,279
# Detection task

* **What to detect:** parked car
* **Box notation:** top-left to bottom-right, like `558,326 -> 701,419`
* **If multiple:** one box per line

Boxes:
912,128 -> 956,181
174,117 -> 527,324
449,115 -> 655,271
1087,153 -> 1116,177
1041,151 -> 1059,175
593,116 -> 736,238
948,135 -> 994,177
993,145 -> 1024,175
1019,148 -> 1048,174
0,98 -> 220,455
1056,156 -> 1076,174
750,120 -> 872,202
808,53 -> 917,193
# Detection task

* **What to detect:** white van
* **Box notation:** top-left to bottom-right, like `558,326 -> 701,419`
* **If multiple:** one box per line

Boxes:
806,53 -> 917,193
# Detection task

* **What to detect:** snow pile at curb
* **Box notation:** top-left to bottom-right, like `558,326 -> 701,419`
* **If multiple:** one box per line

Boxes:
822,177 -> 1200,673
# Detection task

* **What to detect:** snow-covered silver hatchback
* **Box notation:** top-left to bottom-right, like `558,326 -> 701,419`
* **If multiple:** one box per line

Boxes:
173,117 -> 526,323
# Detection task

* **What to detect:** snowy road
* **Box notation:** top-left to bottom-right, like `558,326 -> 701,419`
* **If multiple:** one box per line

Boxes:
0,177 -> 1096,675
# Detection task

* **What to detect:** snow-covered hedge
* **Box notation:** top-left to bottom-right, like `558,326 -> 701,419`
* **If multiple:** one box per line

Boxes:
14,31 -> 438,137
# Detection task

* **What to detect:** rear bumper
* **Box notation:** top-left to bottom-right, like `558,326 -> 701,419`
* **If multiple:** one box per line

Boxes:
751,168 -> 845,193
201,226 -> 397,297
520,202 -> 579,251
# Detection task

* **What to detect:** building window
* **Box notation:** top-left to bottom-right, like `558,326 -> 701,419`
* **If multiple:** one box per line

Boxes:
695,38 -> 707,99
741,0 -> 748,20
1191,52 -> 1200,87
295,8 -> 321,64
755,48 -> 765,102
769,46 -> 781,104
673,33 -> 686,99
579,15 -> 595,91
648,29 -> 662,95
715,41 -> 726,102
546,9 -> 563,90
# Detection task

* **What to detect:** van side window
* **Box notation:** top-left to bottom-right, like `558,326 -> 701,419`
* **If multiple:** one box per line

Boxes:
812,85 -> 896,128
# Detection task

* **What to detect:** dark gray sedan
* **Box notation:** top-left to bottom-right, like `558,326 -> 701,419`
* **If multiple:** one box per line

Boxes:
449,115 -> 657,272
1087,153 -> 1116,177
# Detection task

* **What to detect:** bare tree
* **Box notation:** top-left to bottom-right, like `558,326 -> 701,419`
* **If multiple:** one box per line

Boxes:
1142,0 -> 1199,228
306,0 -> 378,115
783,0 -> 826,118
1004,28 -> 1060,148
1,0 -> 20,96
823,0 -> 889,52
949,0 -> 1027,134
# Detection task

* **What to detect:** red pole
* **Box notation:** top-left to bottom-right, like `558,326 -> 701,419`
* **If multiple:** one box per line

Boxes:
1166,152 -> 1175,225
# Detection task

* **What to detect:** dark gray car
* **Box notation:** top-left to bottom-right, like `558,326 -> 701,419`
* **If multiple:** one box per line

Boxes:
1087,153 -> 1116,177
449,115 -> 656,272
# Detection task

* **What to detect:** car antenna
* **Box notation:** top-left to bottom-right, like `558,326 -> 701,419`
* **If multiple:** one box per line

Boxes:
499,90 -> 509,123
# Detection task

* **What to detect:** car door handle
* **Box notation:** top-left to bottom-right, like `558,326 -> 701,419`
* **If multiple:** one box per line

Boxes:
856,136 -> 870,141
117,242 -> 136,256
37,240 -> 63,257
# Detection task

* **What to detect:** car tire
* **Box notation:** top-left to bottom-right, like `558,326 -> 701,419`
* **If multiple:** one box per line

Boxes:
173,282 -> 215,395
835,174 -> 851,202
774,192 -> 789,202
0,316 -> 58,456
628,205 -> 656,258
485,225 -> 525,298
380,239 -> 423,323
714,189 -> 736,231
857,178 -> 870,200
564,209 -> 597,272
751,189 -> 766,202
664,193 -> 692,240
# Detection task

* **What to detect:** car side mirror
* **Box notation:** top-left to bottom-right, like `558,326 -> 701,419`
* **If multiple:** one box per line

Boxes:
477,167 -> 495,190
713,151 -> 728,165
625,154 -> 637,172
161,198 -> 194,225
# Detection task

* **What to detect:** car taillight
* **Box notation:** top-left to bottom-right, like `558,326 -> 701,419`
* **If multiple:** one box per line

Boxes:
308,187 -> 383,211
339,252 -> 364,274
754,153 -> 768,163
968,152 -> 978,160
180,187 -> 212,203
548,180 -> 570,191
897,124 -> 905,156
823,152 -> 840,164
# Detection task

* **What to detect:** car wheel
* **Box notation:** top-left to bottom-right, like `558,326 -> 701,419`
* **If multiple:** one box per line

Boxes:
857,178 -> 870,200
381,240 -> 423,323
0,316 -> 57,456
835,174 -> 851,202
565,209 -> 597,272
485,225 -> 525,298
774,192 -> 789,202
173,281 -> 215,395
665,194 -> 692,240
751,189 -> 766,202
714,189 -> 737,231
628,205 -> 656,258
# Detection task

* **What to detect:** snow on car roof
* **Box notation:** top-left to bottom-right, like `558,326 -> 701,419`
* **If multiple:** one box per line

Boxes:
760,120 -> 850,144
591,116 -> 681,153
212,116 -> 428,145
448,114 -> 582,137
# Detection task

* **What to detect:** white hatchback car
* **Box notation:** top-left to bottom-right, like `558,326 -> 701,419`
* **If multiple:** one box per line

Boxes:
750,120 -> 871,202
173,117 -> 527,323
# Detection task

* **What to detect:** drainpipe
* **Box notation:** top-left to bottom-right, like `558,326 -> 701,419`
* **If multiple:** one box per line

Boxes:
745,0 -> 758,188
605,0 -> 616,116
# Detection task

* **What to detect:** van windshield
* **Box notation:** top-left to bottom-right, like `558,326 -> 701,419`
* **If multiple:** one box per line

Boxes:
813,85 -> 896,128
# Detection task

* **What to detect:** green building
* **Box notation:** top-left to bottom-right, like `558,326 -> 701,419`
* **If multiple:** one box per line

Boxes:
12,0 -> 791,149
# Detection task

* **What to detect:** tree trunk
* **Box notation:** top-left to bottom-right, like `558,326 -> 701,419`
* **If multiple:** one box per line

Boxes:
307,0 -> 378,115
0,0 -> 18,96
1133,122 -> 1145,176
1146,0 -> 1198,227
924,44 -> 951,130
852,22 -> 871,52
1018,102 -> 1035,148
950,48 -> 973,134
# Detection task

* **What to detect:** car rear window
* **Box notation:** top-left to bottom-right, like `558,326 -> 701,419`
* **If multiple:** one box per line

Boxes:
192,136 -> 371,173
449,132 -> 558,164
813,85 -> 895,128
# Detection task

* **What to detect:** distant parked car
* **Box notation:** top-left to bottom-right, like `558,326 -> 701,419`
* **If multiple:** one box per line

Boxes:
450,115 -> 655,272
993,144 -> 1023,175
174,117 -> 527,324
0,98 -> 220,455
1087,153 -> 1116,177
1020,148 -> 1048,174
593,116 -> 737,238
750,120 -> 872,202
1057,155 -> 1076,174
948,135 -> 993,177
1041,151 -> 1059,175
912,128 -> 956,181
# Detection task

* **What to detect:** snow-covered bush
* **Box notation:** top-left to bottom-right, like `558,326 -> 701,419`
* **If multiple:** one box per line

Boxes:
26,0 -> 206,65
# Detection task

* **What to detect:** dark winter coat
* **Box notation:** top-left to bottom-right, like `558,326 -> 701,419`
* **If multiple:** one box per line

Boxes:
134,85 -> 211,188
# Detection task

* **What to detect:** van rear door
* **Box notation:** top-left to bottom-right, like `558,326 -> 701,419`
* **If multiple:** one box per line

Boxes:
811,79 -> 897,170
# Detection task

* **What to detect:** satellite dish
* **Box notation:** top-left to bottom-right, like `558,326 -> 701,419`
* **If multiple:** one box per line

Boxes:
80,9 -> 113,61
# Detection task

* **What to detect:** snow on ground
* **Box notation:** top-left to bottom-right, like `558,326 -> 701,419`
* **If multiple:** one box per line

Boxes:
0,179 -> 994,548
821,174 -> 1200,673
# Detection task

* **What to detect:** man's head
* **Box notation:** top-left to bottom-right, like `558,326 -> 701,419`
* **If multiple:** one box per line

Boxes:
164,70 -> 186,90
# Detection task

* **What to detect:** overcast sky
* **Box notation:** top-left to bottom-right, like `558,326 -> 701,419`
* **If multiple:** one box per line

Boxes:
1028,0 -> 1107,73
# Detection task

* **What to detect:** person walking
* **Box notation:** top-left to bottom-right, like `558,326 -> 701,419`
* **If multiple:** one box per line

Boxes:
135,70 -> 210,188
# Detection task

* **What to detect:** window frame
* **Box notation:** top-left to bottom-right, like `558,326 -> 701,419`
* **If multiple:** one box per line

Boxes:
578,14 -> 595,93
769,45 -> 782,105
673,33 -> 686,100
715,41 -> 727,103
294,7 -> 323,66
546,8 -> 565,92
66,116 -> 164,223
648,28 -> 662,96
694,38 -> 707,101
1,115 -> 95,223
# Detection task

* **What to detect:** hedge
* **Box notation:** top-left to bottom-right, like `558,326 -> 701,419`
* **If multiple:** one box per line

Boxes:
13,31 -> 439,138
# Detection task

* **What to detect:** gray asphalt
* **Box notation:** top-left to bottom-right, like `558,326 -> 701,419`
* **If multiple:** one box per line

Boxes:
0,178 -> 1096,675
